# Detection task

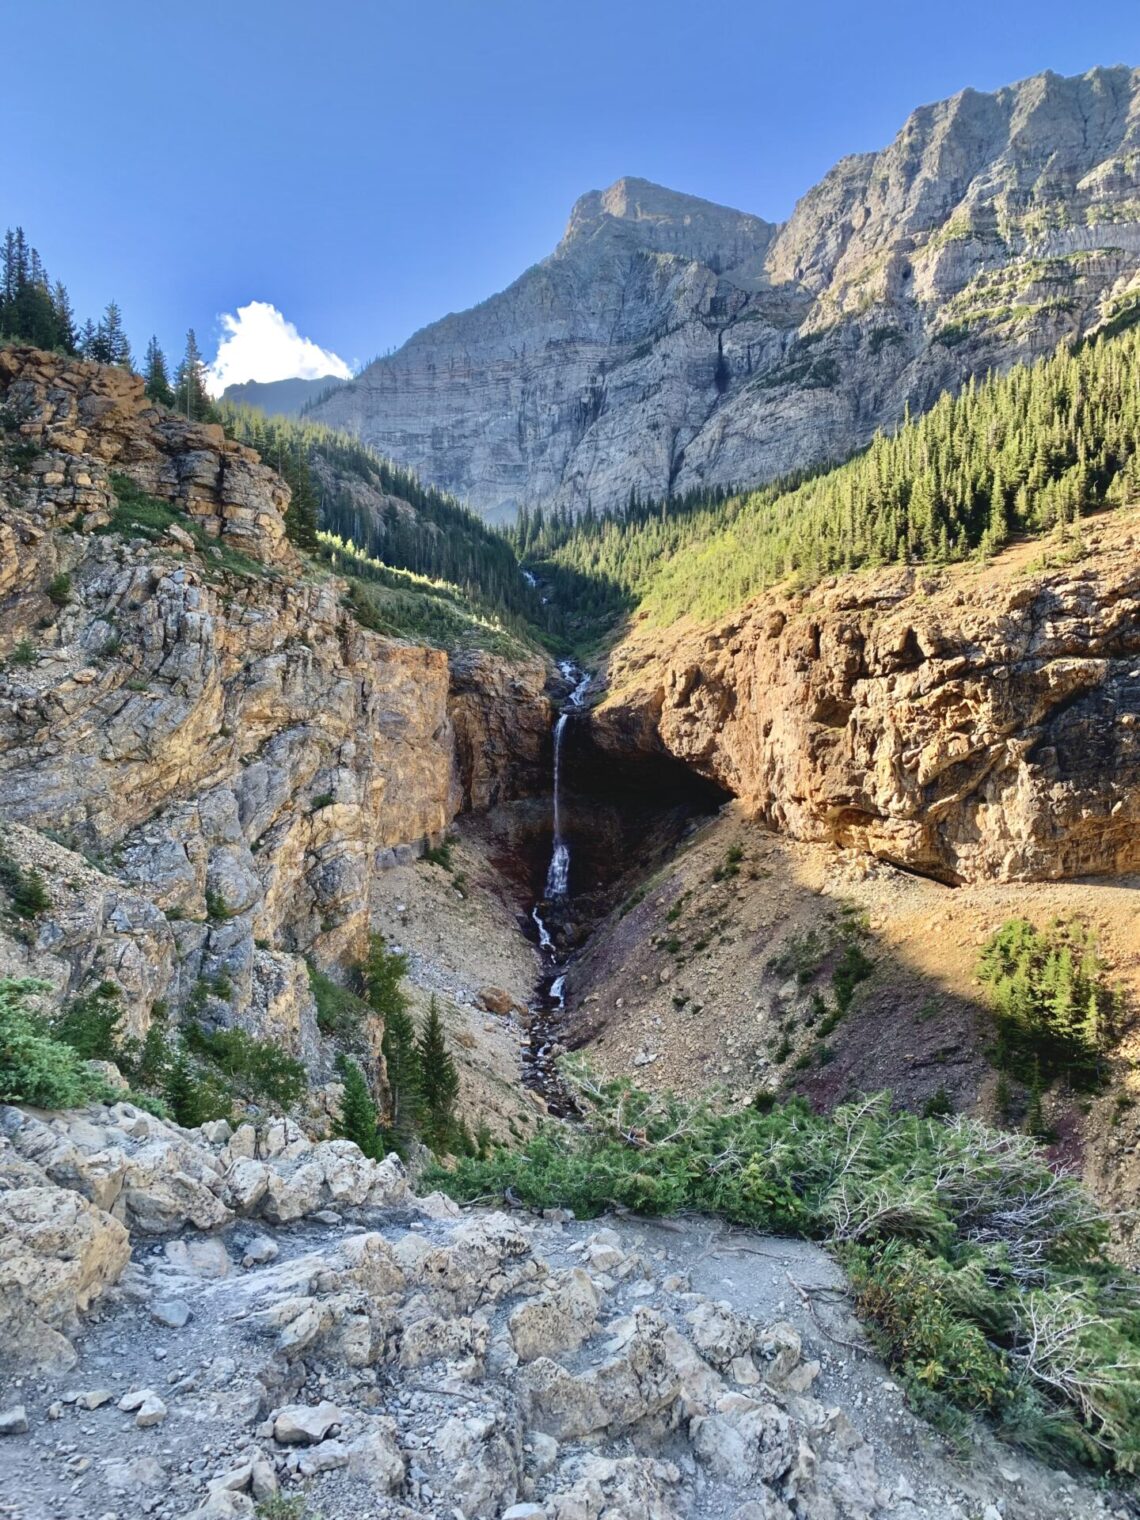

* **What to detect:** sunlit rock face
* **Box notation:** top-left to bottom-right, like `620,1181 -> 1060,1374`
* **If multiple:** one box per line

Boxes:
312,67 -> 1140,521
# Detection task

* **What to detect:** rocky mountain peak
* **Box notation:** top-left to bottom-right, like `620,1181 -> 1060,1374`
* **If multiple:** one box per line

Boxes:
560,175 -> 777,269
310,63 -> 1140,522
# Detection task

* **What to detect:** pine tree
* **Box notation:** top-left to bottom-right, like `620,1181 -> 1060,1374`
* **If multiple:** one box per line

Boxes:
334,1055 -> 382,1159
362,933 -> 420,1149
417,995 -> 460,1153
143,336 -> 175,407
174,329 -> 215,422
163,1047 -> 198,1127
90,301 -> 132,368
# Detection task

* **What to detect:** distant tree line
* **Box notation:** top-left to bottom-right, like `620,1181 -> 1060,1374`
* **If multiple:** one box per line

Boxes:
517,320 -> 1140,629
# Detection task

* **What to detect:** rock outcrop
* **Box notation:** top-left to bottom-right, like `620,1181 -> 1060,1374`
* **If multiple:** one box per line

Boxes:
593,510 -> 1140,884
311,66 -> 1140,521
0,1101 -> 1111,1519
0,348 -> 548,1062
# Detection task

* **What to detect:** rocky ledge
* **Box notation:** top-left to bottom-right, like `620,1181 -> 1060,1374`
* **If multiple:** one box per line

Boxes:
0,1102 -> 1120,1520
594,510 -> 1140,884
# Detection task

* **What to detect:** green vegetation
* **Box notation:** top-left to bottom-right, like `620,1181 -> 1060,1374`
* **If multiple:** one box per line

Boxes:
517,325 -> 1140,637
417,995 -> 461,1153
335,543 -> 537,657
46,571 -> 71,607
9,638 -> 36,667
978,918 -> 1121,1090
307,962 -> 370,1040
220,404 -> 548,632
0,978 -> 99,1108
184,1023 -> 307,1110
433,1067 -> 1140,1471
358,933 -> 470,1157
0,850 -> 50,919
104,474 -> 268,581
51,980 -> 123,1059
1,228 -> 82,355
334,1055 -> 382,1159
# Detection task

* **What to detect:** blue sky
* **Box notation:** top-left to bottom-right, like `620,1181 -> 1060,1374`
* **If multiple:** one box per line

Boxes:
3,0 -> 1138,386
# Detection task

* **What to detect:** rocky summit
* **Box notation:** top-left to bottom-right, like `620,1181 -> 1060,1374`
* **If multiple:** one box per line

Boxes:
311,66 -> 1140,520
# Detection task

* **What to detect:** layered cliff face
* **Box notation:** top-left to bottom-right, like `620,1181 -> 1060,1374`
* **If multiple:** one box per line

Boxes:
311,66 -> 1140,521
0,349 -> 548,1071
593,510 -> 1140,885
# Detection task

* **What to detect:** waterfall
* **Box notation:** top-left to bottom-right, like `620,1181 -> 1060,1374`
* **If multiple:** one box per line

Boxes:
544,713 -> 571,897
542,662 -> 590,900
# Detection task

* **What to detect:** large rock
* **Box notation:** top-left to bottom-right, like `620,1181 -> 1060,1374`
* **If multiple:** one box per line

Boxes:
0,1152 -> 129,1371
310,68 -> 1140,521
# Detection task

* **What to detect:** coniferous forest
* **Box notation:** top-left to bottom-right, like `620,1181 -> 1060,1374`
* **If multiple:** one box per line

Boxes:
516,322 -> 1140,634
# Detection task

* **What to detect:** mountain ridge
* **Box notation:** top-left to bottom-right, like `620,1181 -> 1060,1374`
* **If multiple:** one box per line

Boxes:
310,63 -> 1140,521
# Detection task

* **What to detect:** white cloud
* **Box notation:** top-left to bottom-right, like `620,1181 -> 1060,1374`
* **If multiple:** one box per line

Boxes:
205,300 -> 352,397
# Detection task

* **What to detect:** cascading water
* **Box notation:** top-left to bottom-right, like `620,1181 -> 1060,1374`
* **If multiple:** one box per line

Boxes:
539,661 -> 591,906
526,661 -> 591,1103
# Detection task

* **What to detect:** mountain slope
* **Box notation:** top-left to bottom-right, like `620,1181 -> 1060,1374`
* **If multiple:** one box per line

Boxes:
311,65 -> 1140,520
220,374 -> 344,417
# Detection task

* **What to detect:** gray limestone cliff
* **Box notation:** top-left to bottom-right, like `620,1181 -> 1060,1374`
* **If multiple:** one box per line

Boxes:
311,66 -> 1140,520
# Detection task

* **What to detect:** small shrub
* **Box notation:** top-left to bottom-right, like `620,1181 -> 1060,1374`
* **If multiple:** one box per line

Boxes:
978,918 -> 1119,1088
308,962 -> 370,1039
421,836 -> 454,870
0,978 -> 96,1108
46,571 -> 72,607
310,792 -> 336,811
0,851 -> 50,919
204,887 -> 234,922
769,927 -> 827,985
832,937 -> 874,1012
185,1023 -> 307,1109
161,1047 -> 234,1128
922,1086 -> 955,1119
52,980 -> 123,1061
773,1036 -> 793,1064
9,638 -> 36,668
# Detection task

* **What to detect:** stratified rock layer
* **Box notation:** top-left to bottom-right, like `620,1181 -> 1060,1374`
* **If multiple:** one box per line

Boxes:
593,511 -> 1140,883
0,349 -> 548,1056
312,67 -> 1140,521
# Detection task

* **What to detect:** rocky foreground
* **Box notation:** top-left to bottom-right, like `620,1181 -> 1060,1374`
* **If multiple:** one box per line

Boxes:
0,1101 -> 1129,1520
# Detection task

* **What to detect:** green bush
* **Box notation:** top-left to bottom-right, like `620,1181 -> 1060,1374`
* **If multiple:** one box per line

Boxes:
185,1023 -> 306,1110
308,962 -> 370,1039
978,918 -> 1119,1087
162,1047 -> 234,1128
421,837 -> 454,870
46,571 -> 72,607
52,980 -> 123,1060
0,851 -> 50,919
429,1067 -> 1140,1471
9,638 -> 36,668
0,978 -> 97,1108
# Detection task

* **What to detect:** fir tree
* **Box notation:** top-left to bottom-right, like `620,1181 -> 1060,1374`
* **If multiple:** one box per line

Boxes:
90,301 -> 132,368
362,933 -> 420,1148
417,995 -> 460,1153
334,1055 -> 382,1159
143,335 -> 175,407
174,329 -> 215,422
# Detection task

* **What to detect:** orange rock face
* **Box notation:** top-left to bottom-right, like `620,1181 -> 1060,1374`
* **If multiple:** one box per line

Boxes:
594,515 -> 1140,883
